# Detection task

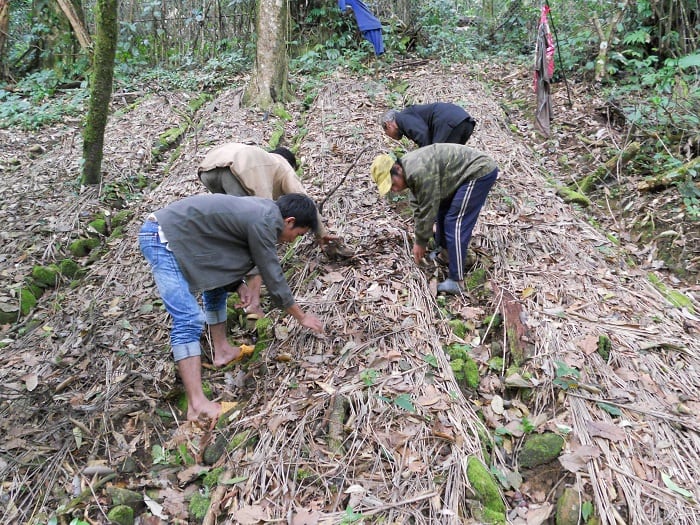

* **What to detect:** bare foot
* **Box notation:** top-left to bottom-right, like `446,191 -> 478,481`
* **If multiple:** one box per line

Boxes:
213,340 -> 242,367
187,399 -> 220,422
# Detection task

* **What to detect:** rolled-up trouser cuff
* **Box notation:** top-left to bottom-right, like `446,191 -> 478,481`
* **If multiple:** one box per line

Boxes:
172,341 -> 202,362
205,307 -> 227,325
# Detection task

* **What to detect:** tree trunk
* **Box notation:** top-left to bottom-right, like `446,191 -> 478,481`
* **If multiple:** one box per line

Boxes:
243,0 -> 289,109
0,0 -> 9,79
81,0 -> 118,186
591,0 -> 629,82
55,0 -> 92,51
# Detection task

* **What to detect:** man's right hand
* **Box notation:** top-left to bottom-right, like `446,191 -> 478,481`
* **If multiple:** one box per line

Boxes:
300,313 -> 324,334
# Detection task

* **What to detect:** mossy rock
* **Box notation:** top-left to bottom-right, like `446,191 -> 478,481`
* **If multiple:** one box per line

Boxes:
189,491 -> 211,520
466,457 -> 506,524
448,318 -> 468,339
106,487 -> 143,508
69,237 -> 101,257
58,259 -> 80,278
108,225 -> 125,240
20,289 -> 37,316
556,488 -> 581,525
88,218 -> 107,236
107,504 -> 134,525
203,434 -> 228,465
31,265 -> 60,288
112,209 -> 134,228
557,185 -> 591,206
519,432 -> 565,468
451,357 -> 480,388
24,280 -> 44,299
0,300 -> 19,324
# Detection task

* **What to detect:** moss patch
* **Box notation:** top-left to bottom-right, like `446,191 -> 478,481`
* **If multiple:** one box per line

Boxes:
69,237 -> 101,257
188,491 -> 210,520
446,343 -> 479,388
519,433 -> 565,468
31,265 -> 60,288
59,259 -> 80,278
465,267 -> 487,291
107,504 -> 134,525
20,289 -> 37,316
466,457 -> 506,524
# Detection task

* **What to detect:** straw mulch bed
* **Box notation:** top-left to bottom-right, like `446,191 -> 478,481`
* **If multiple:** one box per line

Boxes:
0,62 -> 698,525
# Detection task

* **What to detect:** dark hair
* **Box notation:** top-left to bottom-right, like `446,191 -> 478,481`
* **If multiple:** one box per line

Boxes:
270,147 -> 298,169
276,193 -> 318,232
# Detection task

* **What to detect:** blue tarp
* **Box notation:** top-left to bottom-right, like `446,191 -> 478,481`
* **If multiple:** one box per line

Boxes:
338,0 -> 385,56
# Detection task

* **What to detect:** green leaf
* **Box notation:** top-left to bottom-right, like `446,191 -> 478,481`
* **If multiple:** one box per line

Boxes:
393,394 -> 416,413
678,53 -> 700,68
661,473 -> 693,498
423,354 -> 438,368
596,402 -> 622,417
221,476 -> 248,485
581,501 -> 594,520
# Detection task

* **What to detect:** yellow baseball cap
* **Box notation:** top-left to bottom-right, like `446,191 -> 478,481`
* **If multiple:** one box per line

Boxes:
370,154 -> 394,196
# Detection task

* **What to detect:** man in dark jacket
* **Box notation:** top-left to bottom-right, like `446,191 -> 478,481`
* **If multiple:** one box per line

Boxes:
139,194 -> 324,421
380,103 -> 476,147
370,145 -> 498,295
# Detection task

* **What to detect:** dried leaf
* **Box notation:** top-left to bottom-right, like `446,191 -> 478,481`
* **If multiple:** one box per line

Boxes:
491,395 -> 505,415
526,503 -> 553,525
143,494 -> 167,519
576,334 -> 599,355
558,445 -> 601,473
232,504 -> 268,525
291,508 -> 321,525
586,420 -> 626,442
22,373 -> 38,392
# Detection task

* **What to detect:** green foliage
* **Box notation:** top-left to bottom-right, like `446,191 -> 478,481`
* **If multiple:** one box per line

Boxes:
189,489 -> 211,520
552,360 -> 581,390
414,0 -> 478,63
0,86 -> 87,131
359,368 -> 380,386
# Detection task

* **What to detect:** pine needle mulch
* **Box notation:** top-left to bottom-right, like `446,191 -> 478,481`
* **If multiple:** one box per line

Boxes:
0,62 -> 698,525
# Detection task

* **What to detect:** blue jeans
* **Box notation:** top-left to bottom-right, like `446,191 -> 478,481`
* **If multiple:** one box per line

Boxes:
138,220 -> 229,362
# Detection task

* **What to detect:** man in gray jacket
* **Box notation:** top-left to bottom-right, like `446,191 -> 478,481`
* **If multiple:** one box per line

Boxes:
139,193 -> 324,421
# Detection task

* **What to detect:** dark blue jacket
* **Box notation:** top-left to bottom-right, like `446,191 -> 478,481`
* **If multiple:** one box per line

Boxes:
395,103 -> 475,147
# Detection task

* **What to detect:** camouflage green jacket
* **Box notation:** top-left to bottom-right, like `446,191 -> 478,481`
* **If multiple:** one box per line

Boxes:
400,144 -> 498,247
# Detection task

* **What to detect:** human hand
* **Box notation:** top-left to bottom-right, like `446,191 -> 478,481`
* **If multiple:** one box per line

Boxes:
413,243 -> 427,264
318,234 -> 340,247
300,313 -> 324,334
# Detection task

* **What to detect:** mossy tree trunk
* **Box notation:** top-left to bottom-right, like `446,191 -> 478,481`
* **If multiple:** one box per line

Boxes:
243,0 -> 289,109
81,0 -> 118,186
0,0 -> 9,79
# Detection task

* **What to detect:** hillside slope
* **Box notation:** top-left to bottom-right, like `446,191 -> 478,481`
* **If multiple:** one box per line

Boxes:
1,62 -> 698,525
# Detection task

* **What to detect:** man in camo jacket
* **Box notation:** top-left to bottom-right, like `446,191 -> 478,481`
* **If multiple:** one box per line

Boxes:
370,144 -> 498,294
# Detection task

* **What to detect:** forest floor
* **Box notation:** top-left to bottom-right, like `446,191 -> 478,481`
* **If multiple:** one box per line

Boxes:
0,60 -> 698,525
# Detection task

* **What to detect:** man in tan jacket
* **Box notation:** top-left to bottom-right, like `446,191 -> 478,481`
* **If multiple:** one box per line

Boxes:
198,143 -> 332,242
198,143 -> 346,316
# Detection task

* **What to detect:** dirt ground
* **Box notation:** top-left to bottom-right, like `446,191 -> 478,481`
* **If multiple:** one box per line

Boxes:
0,61 -> 698,525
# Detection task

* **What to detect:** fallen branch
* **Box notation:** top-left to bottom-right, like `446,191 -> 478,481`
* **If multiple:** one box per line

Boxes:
638,157 -> 700,192
318,145 -> 371,214
576,141 -> 640,194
